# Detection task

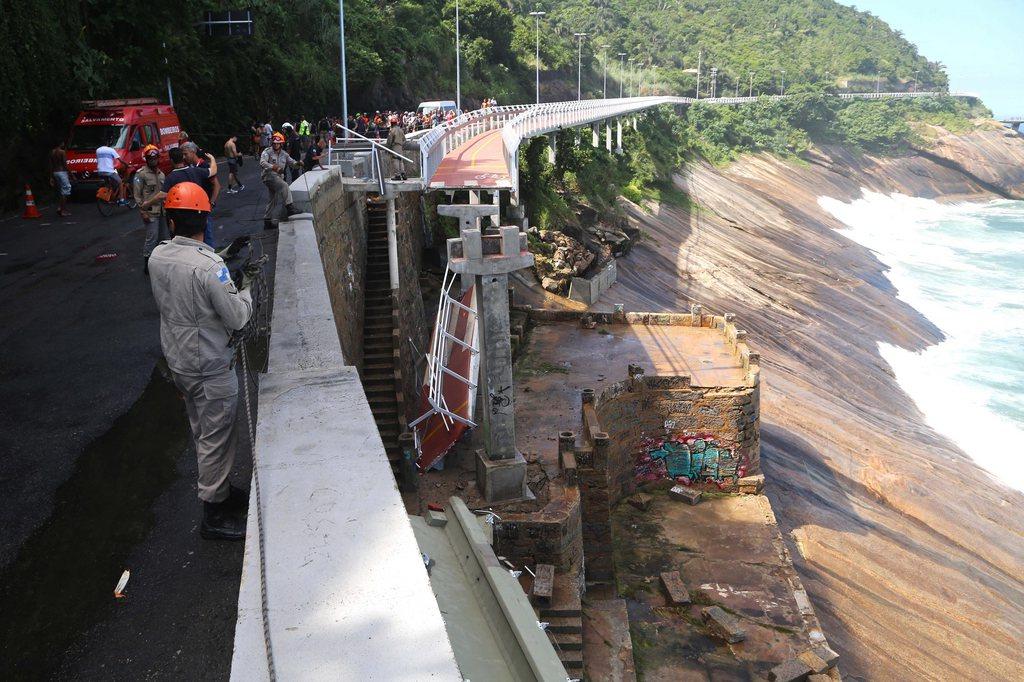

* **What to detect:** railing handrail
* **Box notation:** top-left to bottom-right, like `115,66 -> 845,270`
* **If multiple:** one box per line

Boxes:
330,124 -> 415,164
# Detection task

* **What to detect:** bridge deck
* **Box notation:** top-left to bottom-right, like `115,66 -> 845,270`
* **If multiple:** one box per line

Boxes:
429,129 -> 511,189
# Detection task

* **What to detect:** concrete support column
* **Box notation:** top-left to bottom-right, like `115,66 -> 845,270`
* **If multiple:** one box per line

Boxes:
477,272 -> 516,460
615,118 -> 623,154
469,190 -> 481,229
592,123 -> 599,147
548,133 -> 557,164
386,197 -> 399,290
605,120 -> 613,152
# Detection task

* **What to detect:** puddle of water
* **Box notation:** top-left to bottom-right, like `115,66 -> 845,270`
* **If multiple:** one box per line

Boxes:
0,363 -> 188,676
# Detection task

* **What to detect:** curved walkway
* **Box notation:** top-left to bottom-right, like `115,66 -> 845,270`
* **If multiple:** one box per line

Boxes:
429,128 -> 511,189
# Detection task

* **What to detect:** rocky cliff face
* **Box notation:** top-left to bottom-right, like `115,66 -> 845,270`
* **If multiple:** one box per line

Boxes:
601,126 -> 1024,680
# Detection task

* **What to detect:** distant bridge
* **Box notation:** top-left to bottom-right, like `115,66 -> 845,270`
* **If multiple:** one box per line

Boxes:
419,91 -> 979,194
1001,116 -> 1023,132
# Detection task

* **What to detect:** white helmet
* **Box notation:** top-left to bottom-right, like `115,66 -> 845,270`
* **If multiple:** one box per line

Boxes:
282,122 -> 294,129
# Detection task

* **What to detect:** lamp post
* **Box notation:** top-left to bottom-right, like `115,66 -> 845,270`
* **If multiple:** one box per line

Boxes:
749,71 -> 754,97
601,44 -> 610,98
338,0 -> 348,138
455,0 -> 461,111
710,66 -> 717,98
618,52 -> 627,97
529,10 -> 546,105
574,32 -> 588,100
696,49 -> 702,99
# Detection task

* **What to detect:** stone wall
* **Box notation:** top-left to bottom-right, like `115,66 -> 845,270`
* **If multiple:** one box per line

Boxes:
393,191 -> 430,423
309,171 -> 367,368
492,486 -> 583,584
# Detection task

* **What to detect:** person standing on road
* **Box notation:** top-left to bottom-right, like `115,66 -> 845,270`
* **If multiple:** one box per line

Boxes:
134,145 -> 166,273
298,116 -> 310,146
386,116 -> 407,180
259,131 -> 300,231
181,142 -> 221,247
140,147 -> 218,225
49,141 -> 71,217
224,135 -> 244,193
148,181 -> 254,541
95,135 -> 124,202
260,121 -> 272,153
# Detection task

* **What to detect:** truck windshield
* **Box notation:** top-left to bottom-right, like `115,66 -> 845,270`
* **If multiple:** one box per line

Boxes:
67,125 -> 128,151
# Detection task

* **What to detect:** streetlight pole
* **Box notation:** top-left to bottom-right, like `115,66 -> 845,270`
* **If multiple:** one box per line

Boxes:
749,71 -> 754,97
455,0 -> 461,111
710,66 -> 717,98
618,53 -> 627,98
601,44 -> 610,98
529,11 -> 546,105
574,32 -> 588,100
696,49 -> 702,99
338,0 -> 348,138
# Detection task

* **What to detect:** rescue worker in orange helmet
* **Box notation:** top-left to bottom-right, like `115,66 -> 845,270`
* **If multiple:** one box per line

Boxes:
258,131 -> 301,230
135,144 -> 166,272
148,181 -> 256,541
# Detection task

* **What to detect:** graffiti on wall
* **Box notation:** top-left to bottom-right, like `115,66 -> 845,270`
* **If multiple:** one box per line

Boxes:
635,433 -> 745,488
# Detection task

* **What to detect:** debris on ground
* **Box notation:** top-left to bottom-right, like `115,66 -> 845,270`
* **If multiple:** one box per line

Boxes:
114,569 -> 130,599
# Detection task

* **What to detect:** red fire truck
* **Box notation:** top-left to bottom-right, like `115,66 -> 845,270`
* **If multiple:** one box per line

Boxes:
64,98 -> 182,191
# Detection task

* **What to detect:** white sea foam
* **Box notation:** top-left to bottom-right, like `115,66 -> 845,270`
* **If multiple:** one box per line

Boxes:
819,189 -> 1024,491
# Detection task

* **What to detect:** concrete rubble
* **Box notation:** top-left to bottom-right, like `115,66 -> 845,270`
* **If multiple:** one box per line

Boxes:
529,228 -> 595,294
701,606 -> 746,643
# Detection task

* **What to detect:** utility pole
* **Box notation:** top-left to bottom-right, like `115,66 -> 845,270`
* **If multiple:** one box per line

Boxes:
696,50 -> 702,99
617,53 -> 627,97
529,10 -> 546,105
601,44 -> 610,98
455,0 -> 462,111
338,1 -> 348,138
749,71 -> 754,97
574,32 -> 588,100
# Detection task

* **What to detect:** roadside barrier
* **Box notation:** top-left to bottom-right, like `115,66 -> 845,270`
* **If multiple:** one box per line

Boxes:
21,184 -> 40,219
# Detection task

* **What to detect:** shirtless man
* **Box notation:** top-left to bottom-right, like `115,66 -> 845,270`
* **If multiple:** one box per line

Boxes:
224,135 -> 244,193
49,142 -> 71,217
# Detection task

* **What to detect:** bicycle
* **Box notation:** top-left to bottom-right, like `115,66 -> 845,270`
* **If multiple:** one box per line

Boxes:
95,172 -> 137,217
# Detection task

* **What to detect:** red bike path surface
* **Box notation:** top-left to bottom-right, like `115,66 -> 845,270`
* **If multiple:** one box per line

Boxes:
429,128 -> 512,189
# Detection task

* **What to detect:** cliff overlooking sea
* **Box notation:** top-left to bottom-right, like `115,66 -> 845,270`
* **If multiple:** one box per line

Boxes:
601,125 -> 1024,680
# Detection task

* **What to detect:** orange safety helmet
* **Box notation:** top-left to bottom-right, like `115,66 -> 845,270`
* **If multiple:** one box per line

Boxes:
271,132 -> 286,144
143,144 -> 160,159
164,182 -> 211,212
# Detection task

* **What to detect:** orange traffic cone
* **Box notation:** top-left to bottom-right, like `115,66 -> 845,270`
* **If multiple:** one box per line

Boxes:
22,184 -> 41,219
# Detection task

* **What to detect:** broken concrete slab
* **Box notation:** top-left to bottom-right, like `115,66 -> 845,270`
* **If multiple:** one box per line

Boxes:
737,474 -> 765,494
810,644 -> 839,667
659,571 -> 691,606
426,510 -> 448,527
532,564 -> 555,604
627,493 -> 653,511
701,606 -> 745,643
768,658 -> 814,681
669,485 -> 702,505
797,649 -> 830,674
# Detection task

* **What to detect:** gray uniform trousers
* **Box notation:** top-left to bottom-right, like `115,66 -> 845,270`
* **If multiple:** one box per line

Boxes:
263,172 -> 292,221
172,368 -> 240,503
142,214 -> 170,258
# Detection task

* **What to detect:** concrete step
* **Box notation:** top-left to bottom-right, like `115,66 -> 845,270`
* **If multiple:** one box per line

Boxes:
544,616 -> 582,635
557,649 -> 583,670
364,363 -> 395,373
361,375 -> 395,386
550,632 -> 583,651
363,384 -> 395,396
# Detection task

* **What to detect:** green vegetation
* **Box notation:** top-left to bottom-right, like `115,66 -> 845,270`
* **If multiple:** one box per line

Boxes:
0,0 -> 987,206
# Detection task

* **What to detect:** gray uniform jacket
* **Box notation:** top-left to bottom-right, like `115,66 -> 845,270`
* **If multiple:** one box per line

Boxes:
260,147 -> 296,182
149,236 -> 253,377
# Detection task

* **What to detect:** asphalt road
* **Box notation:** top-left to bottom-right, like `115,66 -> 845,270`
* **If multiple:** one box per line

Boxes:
0,160 -> 279,679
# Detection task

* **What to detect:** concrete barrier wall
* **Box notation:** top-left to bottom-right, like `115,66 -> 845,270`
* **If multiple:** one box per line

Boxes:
231,213 -> 461,679
568,259 -> 617,305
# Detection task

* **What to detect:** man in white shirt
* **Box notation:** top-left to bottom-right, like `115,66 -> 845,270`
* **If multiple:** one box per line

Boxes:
95,136 -> 122,197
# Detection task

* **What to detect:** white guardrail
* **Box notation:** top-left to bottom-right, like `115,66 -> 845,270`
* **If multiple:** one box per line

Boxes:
419,90 -> 974,192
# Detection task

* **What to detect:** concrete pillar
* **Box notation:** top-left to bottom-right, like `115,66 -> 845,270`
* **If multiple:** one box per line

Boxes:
438,204 -> 535,502
386,197 -> 399,290
469,190 -> 481,229
592,123 -> 599,147
605,120 -> 613,152
616,118 -> 623,154
548,133 -> 557,164
632,116 -> 638,131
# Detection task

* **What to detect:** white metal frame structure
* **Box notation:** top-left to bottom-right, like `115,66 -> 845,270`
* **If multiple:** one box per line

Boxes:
409,266 -> 481,450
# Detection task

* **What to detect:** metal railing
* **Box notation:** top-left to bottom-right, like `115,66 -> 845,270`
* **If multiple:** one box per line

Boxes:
326,124 -> 418,193
419,105 -> 535,186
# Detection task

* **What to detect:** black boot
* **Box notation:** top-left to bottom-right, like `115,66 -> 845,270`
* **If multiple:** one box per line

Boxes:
263,219 -> 277,231
200,500 -> 246,541
143,257 -> 149,275
284,203 -> 301,217
224,483 -> 250,512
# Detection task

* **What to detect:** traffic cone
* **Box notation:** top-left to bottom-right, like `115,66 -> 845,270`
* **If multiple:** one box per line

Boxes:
22,184 -> 41,219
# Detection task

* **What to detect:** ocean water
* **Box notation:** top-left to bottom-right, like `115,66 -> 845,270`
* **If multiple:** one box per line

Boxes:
818,190 -> 1024,491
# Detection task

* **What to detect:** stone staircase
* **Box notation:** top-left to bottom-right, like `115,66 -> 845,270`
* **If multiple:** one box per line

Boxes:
361,198 -> 401,464
535,572 -> 584,675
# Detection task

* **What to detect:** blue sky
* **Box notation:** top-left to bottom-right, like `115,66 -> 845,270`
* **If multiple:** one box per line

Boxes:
841,0 -> 1023,117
